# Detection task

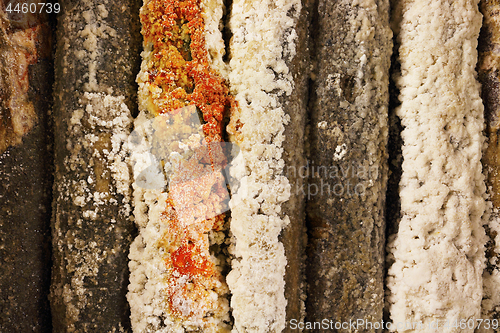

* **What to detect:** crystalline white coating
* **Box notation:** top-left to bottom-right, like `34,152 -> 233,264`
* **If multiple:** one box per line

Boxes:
225,0 -> 301,332
387,1 -> 488,331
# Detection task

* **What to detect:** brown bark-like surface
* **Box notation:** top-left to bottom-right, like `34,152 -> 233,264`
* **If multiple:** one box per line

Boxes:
0,3 -> 54,332
279,0 -> 313,330
478,0 -> 500,326
50,1 -> 141,331
305,0 -> 392,329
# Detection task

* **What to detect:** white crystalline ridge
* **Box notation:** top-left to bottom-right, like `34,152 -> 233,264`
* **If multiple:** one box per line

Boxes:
226,0 -> 300,332
387,1 -> 488,332
201,0 -> 228,76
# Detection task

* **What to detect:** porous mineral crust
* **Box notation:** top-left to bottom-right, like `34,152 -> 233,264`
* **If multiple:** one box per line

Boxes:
387,0 -> 488,331
127,0 -> 233,331
225,0 -> 302,332
305,0 -> 392,329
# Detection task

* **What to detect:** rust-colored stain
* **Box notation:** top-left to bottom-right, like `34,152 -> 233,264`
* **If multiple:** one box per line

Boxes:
140,0 -> 233,323
0,1 -> 51,154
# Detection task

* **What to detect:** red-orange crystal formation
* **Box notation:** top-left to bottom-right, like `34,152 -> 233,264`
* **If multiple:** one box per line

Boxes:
141,0 -> 232,142
140,0 -> 232,322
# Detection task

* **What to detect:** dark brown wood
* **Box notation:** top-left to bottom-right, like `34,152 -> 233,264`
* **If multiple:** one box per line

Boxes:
279,0 -> 313,330
50,0 -> 141,331
0,2 -> 54,331
305,0 -> 392,329
478,0 -> 500,325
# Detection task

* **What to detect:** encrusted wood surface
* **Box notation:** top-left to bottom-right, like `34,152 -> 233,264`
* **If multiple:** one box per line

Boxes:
305,0 -> 392,329
50,0 -> 141,331
3,1 -> 499,332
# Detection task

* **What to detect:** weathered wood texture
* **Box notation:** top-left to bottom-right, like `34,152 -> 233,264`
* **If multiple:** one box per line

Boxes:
305,0 -> 392,328
50,0 -> 141,331
0,3 -> 54,332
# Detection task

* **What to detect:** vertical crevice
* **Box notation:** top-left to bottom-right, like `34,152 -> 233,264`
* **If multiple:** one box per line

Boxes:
220,0 -> 235,329
383,27 -> 403,327
128,0 -> 143,119
222,0 -> 233,64
278,1 -> 314,331
221,0 -> 233,145
477,0 -> 500,325
383,1 -> 403,327
303,0 -> 319,324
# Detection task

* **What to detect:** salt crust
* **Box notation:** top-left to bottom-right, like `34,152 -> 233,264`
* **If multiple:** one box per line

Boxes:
128,0 -> 301,331
65,92 -> 132,216
386,1 -> 488,332
128,112 -> 213,333
200,0 -> 227,77
53,92 -> 132,331
127,1 -> 231,332
225,1 -> 300,332
51,1 -> 135,330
